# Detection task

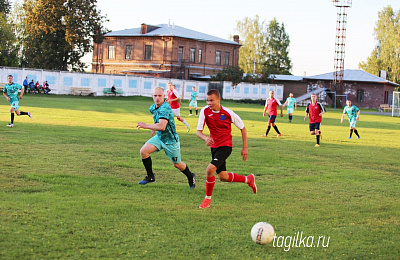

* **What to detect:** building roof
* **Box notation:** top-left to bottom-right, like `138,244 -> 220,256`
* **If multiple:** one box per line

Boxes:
304,69 -> 399,86
106,24 -> 240,45
271,74 -> 304,81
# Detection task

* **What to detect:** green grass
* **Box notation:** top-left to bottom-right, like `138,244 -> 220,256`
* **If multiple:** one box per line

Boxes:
1,95 -> 399,259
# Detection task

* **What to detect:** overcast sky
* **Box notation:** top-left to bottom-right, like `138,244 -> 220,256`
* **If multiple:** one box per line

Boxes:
88,0 -> 400,76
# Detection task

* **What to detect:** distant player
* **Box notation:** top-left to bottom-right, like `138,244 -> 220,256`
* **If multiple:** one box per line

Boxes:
166,82 -> 190,132
2,75 -> 32,128
304,93 -> 326,147
136,87 -> 196,189
283,93 -> 297,122
188,86 -> 198,116
341,100 -> 361,139
262,90 -> 283,137
196,89 -> 256,209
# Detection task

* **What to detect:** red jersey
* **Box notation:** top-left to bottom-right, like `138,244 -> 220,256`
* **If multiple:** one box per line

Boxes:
167,89 -> 180,109
305,102 -> 325,124
197,105 -> 245,148
265,98 -> 282,116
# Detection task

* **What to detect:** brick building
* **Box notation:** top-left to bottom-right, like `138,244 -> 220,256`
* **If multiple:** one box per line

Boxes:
92,23 -> 240,79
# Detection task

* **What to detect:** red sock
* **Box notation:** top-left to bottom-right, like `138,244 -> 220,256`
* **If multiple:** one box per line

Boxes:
206,176 -> 215,197
227,172 -> 246,183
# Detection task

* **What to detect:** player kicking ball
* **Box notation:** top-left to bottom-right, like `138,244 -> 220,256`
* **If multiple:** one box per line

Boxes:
341,100 -> 361,139
3,75 -> 32,127
137,87 -> 196,189
196,89 -> 256,209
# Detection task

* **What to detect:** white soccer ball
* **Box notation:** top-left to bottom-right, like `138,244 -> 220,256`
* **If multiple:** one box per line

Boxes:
251,222 -> 275,245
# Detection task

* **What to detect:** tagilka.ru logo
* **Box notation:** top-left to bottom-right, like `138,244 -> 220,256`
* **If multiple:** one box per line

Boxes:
272,232 -> 330,252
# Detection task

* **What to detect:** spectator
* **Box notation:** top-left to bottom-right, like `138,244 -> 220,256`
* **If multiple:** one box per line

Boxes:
23,77 -> 28,94
45,81 -> 51,95
111,85 -> 116,96
35,81 -> 41,94
29,80 -> 35,94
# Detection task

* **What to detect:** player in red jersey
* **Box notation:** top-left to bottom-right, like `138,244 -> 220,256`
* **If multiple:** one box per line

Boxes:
166,82 -> 190,132
304,93 -> 326,147
196,89 -> 257,209
262,90 -> 283,137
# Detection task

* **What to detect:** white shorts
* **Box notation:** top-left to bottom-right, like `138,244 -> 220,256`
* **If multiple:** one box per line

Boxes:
171,108 -> 180,117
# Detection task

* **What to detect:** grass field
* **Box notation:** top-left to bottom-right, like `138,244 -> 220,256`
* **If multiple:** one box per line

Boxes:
1,94 -> 399,259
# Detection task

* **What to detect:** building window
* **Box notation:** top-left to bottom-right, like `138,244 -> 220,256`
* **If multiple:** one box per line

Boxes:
178,47 -> 183,66
125,45 -> 133,60
144,45 -> 152,60
216,51 -> 221,65
190,48 -> 195,63
357,89 -> 364,103
199,49 -> 202,63
108,45 -> 115,59
224,52 -> 230,65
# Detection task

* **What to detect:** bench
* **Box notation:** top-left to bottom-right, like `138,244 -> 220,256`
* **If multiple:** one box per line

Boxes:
379,104 -> 392,112
103,87 -> 124,96
71,87 -> 95,96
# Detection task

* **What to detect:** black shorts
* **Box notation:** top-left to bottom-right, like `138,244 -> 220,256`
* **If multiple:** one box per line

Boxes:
309,122 -> 321,132
210,146 -> 232,174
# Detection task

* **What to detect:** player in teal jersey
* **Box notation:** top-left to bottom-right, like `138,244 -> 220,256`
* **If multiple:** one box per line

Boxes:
283,93 -> 297,122
341,100 -> 361,139
136,87 -> 196,188
188,86 -> 198,116
2,75 -> 32,128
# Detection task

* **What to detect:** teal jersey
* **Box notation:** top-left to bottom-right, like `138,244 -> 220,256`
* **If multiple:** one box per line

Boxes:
286,97 -> 296,108
190,91 -> 198,102
3,82 -> 22,101
149,101 -> 179,145
343,105 -> 359,121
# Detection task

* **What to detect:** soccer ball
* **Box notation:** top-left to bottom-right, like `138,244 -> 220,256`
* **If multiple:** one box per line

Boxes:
251,222 -> 275,245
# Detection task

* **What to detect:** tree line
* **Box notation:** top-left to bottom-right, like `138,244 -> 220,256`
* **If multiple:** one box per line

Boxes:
0,0 -> 108,71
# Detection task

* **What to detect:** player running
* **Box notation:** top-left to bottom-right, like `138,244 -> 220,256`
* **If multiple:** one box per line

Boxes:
136,87 -> 196,189
166,82 -> 190,132
304,93 -> 326,147
196,89 -> 256,209
262,90 -> 283,137
341,100 -> 361,139
283,93 -> 297,122
188,86 -> 198,116
2,75 -> 32,127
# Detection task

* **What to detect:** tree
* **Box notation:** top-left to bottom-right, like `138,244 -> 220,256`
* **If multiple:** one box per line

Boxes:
234,15 -> 268,74
211,66 -> 244,86
264,18 -> 292,75
359,6 -> 400,84
21,0 -> 108,71
0,0 -> 19,66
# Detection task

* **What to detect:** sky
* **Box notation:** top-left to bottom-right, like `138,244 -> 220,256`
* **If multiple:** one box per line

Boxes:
87,0 -> 400,76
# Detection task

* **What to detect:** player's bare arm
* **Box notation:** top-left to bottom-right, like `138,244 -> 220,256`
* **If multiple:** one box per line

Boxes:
280,106 -> 283,117
196,129 -> 214,147
263,106 -> 268,117
240,127 -> 248,162
137,118 -> 168,131
3,92 -> 10,101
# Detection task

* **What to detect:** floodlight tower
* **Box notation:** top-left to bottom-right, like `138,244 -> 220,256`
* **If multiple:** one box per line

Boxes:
332,0 -> 352,91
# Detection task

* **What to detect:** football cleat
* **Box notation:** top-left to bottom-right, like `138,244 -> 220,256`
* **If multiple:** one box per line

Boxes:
315,144 -> 320,147
28,111 -> 32,119
189,173 -> 196,189
277,133 -> 282,137
247,174 -> 257,194
199,198 -> 211,209
356,136 -> 360,139
6,123 -> 13,128
138,176 -> 155,185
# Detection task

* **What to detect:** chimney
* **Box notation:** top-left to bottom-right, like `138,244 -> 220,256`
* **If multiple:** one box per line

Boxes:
140,23 -> 147,34
379,70 -> 387,80
233,35 -> 239,43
